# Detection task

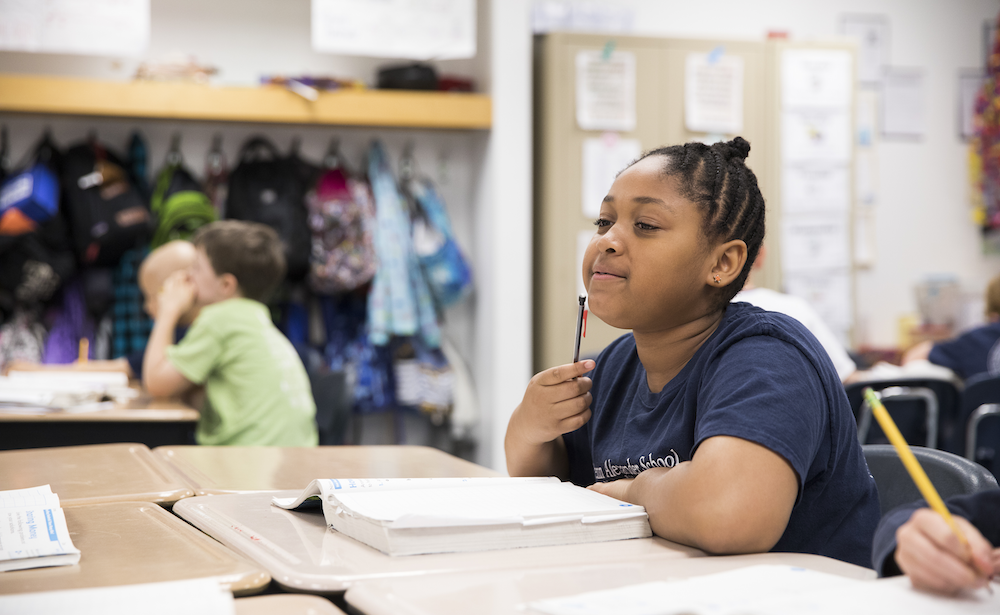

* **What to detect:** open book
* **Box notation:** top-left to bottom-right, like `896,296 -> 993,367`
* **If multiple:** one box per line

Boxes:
0,485 -> 81,572
272,476 -> 651,556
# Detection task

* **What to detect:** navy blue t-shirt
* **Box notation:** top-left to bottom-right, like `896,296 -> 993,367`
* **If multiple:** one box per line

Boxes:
564,302 -> 881,568
929,321 -> 1000,380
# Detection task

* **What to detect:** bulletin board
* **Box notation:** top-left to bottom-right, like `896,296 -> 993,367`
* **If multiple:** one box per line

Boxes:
533,33 -> 857,372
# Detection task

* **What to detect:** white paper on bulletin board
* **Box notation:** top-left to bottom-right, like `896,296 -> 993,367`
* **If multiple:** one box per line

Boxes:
782,109 -> 851,164
577,230 -> 593,298
782,164 -> 850,214
0,0 -> 149,55
576,50 -> 637,132
781,49 -> 852,110
311,0 -> 476,59
581,136 -> 642,218
781,212 -> 850,273
882,68 -> 925,138
784,269 -> 853,342
685,52 -> 744,134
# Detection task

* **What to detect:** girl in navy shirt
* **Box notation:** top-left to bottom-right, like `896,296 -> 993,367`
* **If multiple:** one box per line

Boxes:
505,138 -> 880,567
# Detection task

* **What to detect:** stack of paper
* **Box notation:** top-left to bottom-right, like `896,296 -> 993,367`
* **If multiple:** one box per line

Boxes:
0,485 -> 80,572
0,371 -> 136,413
272,476 -> 651,556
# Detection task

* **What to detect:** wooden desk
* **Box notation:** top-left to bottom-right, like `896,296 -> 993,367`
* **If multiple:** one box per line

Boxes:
155,445 -> 499,495
0,501 -> 269,596
173,491 -> 704,594
344,552 -> 877,615
0,443 -> 193,506
0,395 -> 197,450
235,595 -> 345,615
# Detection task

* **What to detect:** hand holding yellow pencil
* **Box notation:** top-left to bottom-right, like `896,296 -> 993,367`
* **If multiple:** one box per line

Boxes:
863,388 -> 995,591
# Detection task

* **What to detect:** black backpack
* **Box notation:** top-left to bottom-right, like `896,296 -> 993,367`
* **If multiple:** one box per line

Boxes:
225,137 -> 311,280
61,139 -> 151,267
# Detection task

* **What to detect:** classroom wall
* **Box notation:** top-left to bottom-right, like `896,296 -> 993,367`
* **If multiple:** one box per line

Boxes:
0,0 -> 536,472
532,0 -> 1000,349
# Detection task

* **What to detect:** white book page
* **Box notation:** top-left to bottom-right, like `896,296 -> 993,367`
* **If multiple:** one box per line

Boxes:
272,476 -> 558,509
333,481 -> 644,528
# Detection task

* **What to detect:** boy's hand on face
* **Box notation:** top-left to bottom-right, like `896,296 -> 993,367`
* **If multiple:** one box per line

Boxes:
509,360 -> 595,446
894,508 -> 995,595
157,270 -> 196,321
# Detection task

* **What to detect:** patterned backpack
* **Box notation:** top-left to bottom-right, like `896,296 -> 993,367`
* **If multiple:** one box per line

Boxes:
306,149 -> 377,295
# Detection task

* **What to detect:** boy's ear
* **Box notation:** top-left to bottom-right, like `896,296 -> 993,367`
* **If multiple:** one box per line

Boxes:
707,239 -> 748,287
220,273 -> 241,298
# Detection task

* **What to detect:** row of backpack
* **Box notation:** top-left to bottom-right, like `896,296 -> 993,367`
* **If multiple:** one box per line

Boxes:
0,129 -> 472,314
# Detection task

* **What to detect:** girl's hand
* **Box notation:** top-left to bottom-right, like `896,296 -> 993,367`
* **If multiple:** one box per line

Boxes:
508,360 -> 595,446
588,478 -> 634,503
895,509 -> 996,595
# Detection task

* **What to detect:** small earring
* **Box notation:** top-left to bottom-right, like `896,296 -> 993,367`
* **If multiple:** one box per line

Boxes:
713,274 -> 722,284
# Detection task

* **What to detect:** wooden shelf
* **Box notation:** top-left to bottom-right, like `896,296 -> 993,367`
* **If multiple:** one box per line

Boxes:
0,74 -> 491,130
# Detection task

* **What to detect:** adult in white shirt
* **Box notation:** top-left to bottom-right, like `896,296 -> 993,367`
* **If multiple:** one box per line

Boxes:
733,247 -> 857,382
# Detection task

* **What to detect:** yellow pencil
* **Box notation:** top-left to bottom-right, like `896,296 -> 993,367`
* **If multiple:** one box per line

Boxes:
863,387 -> 968,549
78,338 -> 89,364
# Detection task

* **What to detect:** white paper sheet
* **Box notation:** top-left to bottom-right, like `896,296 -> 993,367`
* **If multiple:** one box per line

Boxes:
0,0 -> 149,55
311,0 -> 476,60
577,230 -> 592,299
525,565 -> 862,615
685,51 -> 744,135
527,567 -> 999,615
840,14 -> 889,85
0,578 -> 234,615
959,70 -> 986,139
782,164 -> 850,214
781,213 -> 850,272
582,136 -> 642,218
782,109 -> 851,164
784,269 -> 853,339
782,49 -> 853,110
882,68 -> 925,138
0,485 -> 80,572
576,50 -> 637,132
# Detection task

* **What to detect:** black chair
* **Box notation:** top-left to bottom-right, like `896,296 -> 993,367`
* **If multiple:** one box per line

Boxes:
311,369 -> 352,445
845,378 -> 961,452
959,373 -> 1000,479
863,444 -> 999,516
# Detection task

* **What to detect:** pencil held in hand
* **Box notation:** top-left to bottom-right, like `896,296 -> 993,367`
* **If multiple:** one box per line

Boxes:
863,388 -> 969,551
573,295 -> 587,364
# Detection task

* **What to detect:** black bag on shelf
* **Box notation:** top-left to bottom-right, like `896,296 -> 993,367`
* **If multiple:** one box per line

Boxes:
60,139 -> 152,267
376,63 -> 438,90
225,137 -> 311,280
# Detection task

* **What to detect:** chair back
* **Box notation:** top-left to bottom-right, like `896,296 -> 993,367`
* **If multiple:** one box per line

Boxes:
958,373 -> 1000,477
863,444 -> 999,516
845,378 -> 961,452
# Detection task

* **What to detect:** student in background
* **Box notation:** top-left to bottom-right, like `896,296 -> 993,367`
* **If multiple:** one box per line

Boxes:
902,274 -> 1000,380
4,240 -> 200,379
143,220 -> 318,446
505,138 -> 880,567
733,245 -> 857,382
872,491 -> 999,595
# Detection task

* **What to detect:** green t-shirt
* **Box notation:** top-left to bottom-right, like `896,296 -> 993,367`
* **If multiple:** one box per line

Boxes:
166,298 -> 318,446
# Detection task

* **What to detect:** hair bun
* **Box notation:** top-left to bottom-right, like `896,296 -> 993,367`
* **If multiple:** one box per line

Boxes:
718,136 -> 751,161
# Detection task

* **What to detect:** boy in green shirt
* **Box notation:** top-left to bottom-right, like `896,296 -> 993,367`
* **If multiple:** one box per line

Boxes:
143,220 -> 318,446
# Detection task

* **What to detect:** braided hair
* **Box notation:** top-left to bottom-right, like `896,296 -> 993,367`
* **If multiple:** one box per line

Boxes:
634,136 -> 766,309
